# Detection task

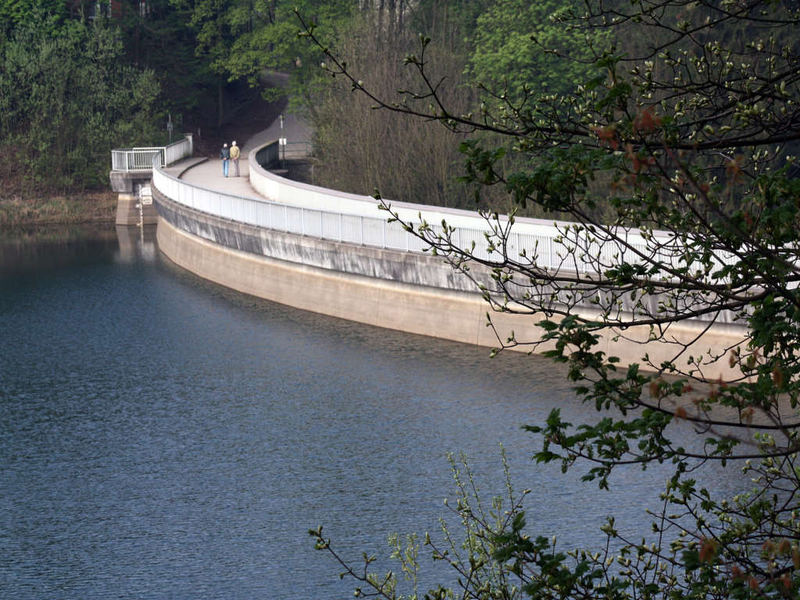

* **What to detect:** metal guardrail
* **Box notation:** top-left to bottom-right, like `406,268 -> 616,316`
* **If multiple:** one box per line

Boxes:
247,141 -> 737,277
112,147 -> 163,171
151,140 -> 746,328
111,135 -> 193,172
152,164 -> 435,254
283,141 -> 312,159
153,154 -> 730,277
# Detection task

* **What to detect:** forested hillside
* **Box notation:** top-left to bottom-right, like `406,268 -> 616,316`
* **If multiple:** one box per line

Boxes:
0,0 -> 348,196
0,0 -> 621,205
1,0 -> 797,217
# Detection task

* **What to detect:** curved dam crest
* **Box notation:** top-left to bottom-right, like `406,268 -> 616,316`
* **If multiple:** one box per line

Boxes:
152,141 -> 746,377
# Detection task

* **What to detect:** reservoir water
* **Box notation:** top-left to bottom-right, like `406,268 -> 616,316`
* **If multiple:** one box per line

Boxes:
1,226 -> 748,599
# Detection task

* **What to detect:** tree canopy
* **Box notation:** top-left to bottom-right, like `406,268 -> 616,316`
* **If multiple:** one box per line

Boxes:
468,0 -> 606,99
303,1 -> 800,598
172,0 -> 355,106
0,14 -> 161,192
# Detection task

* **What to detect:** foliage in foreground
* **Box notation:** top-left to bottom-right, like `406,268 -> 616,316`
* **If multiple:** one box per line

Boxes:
302,1 -> 800,598
312,451 -> 799,599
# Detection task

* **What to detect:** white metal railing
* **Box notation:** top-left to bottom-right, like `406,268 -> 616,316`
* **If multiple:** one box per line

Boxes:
152,164 -> 431,254
111,135 -> 193,172
283,141 -> 312,159
248,142 -> 738,278
153,149 -> 736,281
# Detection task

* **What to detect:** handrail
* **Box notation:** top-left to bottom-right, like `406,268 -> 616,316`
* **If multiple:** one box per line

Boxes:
152,140 -> 736,286
151,161 -> 433,255
111,135 -> 193,172
247,141 -> 737,278
152,140 -> 746,328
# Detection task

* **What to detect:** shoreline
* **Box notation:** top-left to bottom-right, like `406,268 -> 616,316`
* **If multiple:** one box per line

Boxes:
0,95 -> 289,233
0,190 -> 117,231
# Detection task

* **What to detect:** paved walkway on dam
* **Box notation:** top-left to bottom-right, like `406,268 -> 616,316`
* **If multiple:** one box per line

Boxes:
167,113 -> 311,197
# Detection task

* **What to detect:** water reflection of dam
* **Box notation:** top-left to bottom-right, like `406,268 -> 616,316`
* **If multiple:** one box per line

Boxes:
115,225 -> 158,264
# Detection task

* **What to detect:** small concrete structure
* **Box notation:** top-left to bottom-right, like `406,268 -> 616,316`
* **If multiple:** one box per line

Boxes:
110,135 -> 193,225
111,171 -> 158,226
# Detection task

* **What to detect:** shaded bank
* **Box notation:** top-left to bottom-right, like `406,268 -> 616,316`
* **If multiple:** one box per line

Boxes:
0,93 -> 291,231
0,192 -> 117,229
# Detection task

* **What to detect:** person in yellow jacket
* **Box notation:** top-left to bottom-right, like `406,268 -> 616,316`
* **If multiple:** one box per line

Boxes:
230,141 -> 241,177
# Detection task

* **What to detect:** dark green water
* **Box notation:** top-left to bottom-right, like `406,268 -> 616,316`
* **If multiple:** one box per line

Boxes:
0,226 -> 746,598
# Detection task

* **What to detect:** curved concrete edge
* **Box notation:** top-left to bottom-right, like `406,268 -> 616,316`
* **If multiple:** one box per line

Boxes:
156,216 -> 504,347
245,142 -> 574,233
170,157 -> 208,178
156,216 -> 747,378
153,188 -> 489,292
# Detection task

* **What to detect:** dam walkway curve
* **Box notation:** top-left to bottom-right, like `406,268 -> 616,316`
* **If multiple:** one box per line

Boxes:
151,116 -> 747,380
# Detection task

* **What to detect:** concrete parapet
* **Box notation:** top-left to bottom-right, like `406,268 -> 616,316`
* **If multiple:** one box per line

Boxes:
154,190 -> 486,291
110,170 -> 149,194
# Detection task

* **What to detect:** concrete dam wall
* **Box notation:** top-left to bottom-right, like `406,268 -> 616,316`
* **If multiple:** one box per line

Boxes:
152,142 -> 746,377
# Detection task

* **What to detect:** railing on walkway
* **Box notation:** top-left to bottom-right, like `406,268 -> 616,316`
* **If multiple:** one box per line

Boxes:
151,139 -> 743,327
283,141 -> 312,160
259,140 -> 312,165
152,163 -> 434,254
154,143 -> 727,277
248,141 -> 736,277
112,135 -> 193,172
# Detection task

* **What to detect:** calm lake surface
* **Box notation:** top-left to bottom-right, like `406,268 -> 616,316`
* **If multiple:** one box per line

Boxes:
1,226 -> 748,599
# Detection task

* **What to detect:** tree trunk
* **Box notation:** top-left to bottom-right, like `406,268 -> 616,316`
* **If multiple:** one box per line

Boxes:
217,79 -> 224,128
